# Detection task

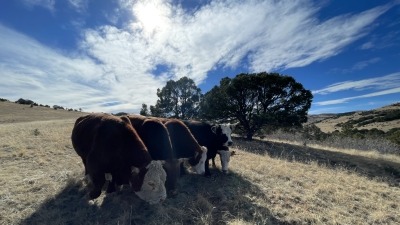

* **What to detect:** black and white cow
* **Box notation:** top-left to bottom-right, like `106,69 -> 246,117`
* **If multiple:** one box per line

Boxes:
183,120 -> 237,176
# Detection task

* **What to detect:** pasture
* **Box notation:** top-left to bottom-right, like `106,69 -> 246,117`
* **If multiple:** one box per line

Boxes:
0,103 -> 399,224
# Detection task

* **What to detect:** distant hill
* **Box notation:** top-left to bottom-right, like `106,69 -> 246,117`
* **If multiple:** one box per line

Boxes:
307,103 -> 400,133
0,100 -> 87,124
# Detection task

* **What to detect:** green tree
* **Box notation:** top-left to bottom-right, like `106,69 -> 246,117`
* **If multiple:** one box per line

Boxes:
150,77 -> 202,119
140,103 -> 149,116
201,72 -> 313,140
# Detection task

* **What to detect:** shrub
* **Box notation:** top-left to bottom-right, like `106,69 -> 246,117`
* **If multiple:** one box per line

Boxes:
16,98 -> 35,105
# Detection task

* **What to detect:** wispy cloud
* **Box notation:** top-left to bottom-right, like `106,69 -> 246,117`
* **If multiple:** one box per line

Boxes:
315,87 -> 400,106
313,72 -> 400,95
1,0 -> 397,112
20,0 -> 55,12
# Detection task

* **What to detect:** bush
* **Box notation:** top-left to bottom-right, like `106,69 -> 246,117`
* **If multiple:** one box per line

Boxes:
53,105 -> 64,110
16,98 -> 35,105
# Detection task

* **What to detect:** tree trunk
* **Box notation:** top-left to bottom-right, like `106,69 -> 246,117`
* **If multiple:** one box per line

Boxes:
246,131 -> 253,140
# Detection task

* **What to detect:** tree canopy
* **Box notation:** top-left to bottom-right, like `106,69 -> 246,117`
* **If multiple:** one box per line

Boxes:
200,72 -> 313,139
150,77 -> 202,119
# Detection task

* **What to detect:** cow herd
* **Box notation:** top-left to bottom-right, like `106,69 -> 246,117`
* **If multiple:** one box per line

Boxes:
71,113 -> 236,204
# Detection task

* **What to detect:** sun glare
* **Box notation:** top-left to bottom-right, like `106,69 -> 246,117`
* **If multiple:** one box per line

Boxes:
133,0 -> 170,35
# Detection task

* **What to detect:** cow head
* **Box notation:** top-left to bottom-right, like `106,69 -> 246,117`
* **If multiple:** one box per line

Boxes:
191,146 -> 208,175
217,150 -> 236,173
211,122 -> 238,146
130,161 -> 167,204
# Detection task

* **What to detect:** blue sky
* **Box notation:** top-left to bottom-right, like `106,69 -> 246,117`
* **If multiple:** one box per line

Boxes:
0,0 -> 399,114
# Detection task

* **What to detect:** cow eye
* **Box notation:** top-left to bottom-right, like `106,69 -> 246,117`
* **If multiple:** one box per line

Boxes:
148,181 -> 156,189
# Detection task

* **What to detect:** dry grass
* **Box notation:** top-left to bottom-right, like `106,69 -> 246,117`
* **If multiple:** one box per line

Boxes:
1,103 -> 400,224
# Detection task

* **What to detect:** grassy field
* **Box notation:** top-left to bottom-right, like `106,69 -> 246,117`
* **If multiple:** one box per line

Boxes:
1,102 -> 400,225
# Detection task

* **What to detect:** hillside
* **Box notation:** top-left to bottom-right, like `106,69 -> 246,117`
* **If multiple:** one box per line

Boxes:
0,101 -> 87,124
308,103 -> 400,133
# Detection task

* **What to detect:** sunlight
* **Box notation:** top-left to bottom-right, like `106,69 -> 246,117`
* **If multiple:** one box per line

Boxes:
132,0 -> 171,36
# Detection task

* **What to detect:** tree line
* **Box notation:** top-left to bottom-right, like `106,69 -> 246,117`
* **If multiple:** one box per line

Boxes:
140,72 -> 313,140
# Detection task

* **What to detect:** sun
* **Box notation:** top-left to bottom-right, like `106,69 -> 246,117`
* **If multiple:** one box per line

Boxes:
133,0 -> 171,35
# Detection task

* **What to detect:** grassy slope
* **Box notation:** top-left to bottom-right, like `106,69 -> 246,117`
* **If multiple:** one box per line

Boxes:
1,102 -> 400,225
309,103 -> 400,133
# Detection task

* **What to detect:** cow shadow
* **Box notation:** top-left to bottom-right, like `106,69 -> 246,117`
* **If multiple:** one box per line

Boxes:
20,171 -> 287,225
233,137 -> 400,187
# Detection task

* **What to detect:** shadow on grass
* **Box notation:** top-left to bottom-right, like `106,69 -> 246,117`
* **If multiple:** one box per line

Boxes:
20,171 -> 289,225
233,137 -> 400,187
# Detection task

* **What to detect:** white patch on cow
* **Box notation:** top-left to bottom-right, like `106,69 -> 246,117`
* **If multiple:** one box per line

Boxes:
220,124 -> 234,146
217,150 -> 231,173
134,160 -> 167,204
192,146 -> 207,175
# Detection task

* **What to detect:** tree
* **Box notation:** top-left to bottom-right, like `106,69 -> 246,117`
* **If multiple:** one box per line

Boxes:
140,103 -> 150,116
150,77 -> 202,119
200,72 -> 313,140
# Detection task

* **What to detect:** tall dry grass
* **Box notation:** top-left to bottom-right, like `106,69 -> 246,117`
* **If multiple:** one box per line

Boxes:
1,117 -> 399,224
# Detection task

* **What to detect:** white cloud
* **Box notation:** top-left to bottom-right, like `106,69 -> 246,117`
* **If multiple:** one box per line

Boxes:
67,0 -> 88,12
315,87 -> 400,106
1,0 -> 397,113
313,72 -> 400,95
20,0 -> 55,12
0,24 -> 164,112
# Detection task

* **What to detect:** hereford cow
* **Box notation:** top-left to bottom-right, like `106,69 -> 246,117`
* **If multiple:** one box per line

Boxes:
183,121 -> 236,176
127,115 -> 207,175
71,113 -> 167,204
126,116 -> 179,196
164,119 -> 208,175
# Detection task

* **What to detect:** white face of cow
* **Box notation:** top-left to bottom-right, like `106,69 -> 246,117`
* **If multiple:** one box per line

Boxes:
134,161 -> 167,205
217,150 -> 231,173
220,123 -> 235,146
192,146 -> 208,175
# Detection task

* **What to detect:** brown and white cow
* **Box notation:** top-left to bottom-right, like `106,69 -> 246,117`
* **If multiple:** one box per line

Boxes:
126,116 -> 180,196
127,115 -> 207,175
164,119 -> 208,175
71,113 -> 167,204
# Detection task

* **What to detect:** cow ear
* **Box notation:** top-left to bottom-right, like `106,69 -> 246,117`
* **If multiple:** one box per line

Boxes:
211,125 -> 217,134
230,122 -> 239,131
131,166 -> 140,176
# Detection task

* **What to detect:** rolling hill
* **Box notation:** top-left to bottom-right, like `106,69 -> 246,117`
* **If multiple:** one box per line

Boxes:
308,103 -> 400,133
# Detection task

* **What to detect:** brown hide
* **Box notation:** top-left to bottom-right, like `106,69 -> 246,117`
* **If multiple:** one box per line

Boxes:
164,119 -> 205,166
71,113 -> 151,199
127,115 -> 179,195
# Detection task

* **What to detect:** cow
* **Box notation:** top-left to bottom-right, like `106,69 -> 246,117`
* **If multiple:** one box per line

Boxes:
164,119 -> 208,175
127,115 -> 207,175
126,116 -> 180,196
71,113 -> 167,204
183,121 -> 236,176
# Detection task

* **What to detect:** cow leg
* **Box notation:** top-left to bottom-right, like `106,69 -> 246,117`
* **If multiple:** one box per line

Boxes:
211,157 -> 217,168
204,159 -> 211,177
179,161 -> 187,176
164,160 -> 180,197
88,171 -> 105,199
106,173 -> 117,194
86,152 -> 105,199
